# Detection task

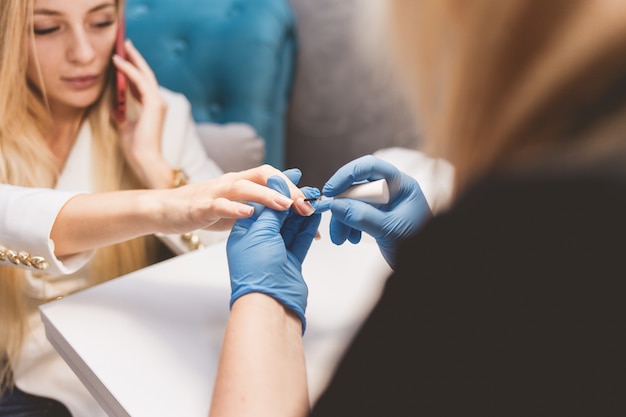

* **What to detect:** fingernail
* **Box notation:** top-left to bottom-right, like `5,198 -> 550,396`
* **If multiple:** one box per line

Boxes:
295,198 -> 315,216
275,194 -> 294,208
239,205 -> 254,216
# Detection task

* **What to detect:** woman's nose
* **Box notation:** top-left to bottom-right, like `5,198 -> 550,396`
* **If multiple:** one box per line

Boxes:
66,29 -> 97,64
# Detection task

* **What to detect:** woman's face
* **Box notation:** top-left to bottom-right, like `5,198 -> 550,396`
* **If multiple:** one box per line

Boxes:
27,0 -> 118,114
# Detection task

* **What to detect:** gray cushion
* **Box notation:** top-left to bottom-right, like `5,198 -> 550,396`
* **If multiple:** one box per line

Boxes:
285,0 -> 421,187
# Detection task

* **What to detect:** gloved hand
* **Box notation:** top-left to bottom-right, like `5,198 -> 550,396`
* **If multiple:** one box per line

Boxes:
227,175 -> 322,334
317,155 -> 431,268
281,168 -> 303,188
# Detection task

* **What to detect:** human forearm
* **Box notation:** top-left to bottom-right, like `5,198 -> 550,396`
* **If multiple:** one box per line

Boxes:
210,293 -> 310,417
212,175 -> 320,417
50,189 -> 168,257
50,168 -> 313,258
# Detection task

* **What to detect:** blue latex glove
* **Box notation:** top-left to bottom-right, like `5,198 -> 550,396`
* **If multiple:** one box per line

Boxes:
318,155 -> 432,268
282,168 -> 303,188
227,175 -> 322,334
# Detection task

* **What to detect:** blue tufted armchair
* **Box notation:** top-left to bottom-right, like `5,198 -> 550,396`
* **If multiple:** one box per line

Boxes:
125,0 -> 297,169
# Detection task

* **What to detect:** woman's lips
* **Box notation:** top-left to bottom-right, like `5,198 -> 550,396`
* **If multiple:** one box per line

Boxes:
63,75 -> 99,90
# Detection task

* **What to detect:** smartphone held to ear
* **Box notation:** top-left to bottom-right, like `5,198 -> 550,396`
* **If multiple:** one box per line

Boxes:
113,12 -> 127,123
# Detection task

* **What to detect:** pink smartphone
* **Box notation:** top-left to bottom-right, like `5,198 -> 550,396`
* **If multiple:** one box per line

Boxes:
114,11 -> 127,122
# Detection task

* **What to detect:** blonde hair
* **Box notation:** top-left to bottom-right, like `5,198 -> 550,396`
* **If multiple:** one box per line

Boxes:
0,0 -> 157,393
388,0 -> 626,192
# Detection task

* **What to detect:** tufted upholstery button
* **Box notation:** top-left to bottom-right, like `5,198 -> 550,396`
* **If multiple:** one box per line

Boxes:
227,3 -> 243,19
208,103 -> 222,119
171,38 -> 188,56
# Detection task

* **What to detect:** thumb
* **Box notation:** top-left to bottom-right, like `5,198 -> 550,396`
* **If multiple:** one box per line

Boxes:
330,198 -> 388,239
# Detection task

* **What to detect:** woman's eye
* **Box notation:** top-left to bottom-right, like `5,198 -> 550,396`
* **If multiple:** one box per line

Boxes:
33,26 -> 59,36
92,20 -> 114,29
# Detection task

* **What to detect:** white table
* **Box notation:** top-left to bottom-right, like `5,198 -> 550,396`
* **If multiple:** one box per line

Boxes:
40,212 -> 392,417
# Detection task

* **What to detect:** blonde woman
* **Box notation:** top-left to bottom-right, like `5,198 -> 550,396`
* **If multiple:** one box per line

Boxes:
0,0 -> 313,415
210,1 -> 626,416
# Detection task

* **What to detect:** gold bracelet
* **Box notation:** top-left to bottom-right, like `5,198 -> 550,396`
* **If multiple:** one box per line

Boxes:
172,168 -> 188,188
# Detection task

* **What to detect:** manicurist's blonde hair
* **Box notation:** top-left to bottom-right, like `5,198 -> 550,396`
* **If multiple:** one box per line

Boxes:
387,0 -> 626,193
0,0 -> 156,393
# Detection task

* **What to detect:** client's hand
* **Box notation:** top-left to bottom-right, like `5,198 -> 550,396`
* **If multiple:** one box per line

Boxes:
226,175 -> 322,333
158,166 -> 315,232
318,155 -> 431,268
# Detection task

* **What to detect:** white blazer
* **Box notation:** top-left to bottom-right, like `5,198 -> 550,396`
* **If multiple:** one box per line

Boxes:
0,88 -> 227,417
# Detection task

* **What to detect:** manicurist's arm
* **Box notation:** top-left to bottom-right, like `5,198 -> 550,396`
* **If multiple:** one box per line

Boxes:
209,175 -> 322,417
210,293 -> 309,417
